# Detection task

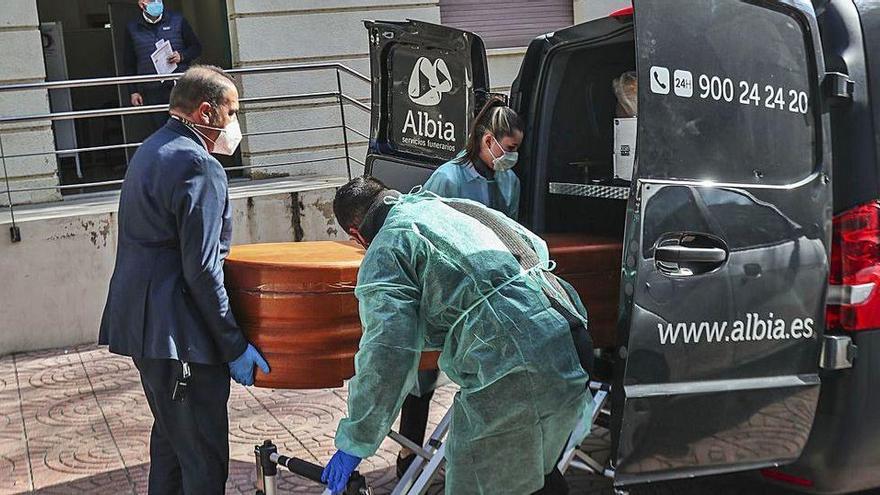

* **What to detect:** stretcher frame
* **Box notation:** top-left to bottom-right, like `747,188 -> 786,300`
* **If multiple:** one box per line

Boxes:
254,381 -> 610,494
558,381 -> 613,477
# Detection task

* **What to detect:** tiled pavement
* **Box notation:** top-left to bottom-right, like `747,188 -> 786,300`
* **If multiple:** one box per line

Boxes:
0,345 -> 816,494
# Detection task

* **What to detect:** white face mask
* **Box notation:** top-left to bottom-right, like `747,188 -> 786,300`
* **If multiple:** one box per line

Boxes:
189,116 -> 243,156
488,135 -> 518,172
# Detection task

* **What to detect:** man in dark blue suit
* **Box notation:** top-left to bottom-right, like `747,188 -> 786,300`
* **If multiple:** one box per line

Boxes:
100,66 -> 269,494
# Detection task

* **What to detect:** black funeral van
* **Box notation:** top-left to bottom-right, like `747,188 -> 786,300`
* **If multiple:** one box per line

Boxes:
362,1 -> 880,493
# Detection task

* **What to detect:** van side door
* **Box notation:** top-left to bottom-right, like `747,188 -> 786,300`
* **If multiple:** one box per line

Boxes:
613,0 -> 832,485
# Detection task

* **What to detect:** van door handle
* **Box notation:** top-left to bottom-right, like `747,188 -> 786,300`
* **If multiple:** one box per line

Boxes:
654,233 -> 728,276
655,245 -> 727,264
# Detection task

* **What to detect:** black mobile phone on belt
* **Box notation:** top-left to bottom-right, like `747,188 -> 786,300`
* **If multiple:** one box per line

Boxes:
171,361 -> 191,402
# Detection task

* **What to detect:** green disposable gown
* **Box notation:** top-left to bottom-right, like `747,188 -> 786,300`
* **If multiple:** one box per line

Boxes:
334,191 -> 591,494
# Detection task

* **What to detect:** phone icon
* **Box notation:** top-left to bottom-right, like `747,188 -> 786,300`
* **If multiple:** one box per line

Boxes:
650,66 -> 670,95
653,71 -> 667,89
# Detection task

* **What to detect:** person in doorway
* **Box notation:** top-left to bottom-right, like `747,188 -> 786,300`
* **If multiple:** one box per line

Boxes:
391,98 -> 526,477
613,70 -> 638,118
423,97 -> 524,220
99,66 -> 269,495
321,176 -> 592,495
124,0 -> 202,131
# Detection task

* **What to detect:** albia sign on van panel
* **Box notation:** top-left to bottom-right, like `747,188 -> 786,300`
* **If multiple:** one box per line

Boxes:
392,47 -> 465,159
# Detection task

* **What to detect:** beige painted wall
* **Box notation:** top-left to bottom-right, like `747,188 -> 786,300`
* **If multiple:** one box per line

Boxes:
224,0 -> 543,181
226,0 -> 441,180
0,182 -> 346,354
0,0 -> 60,206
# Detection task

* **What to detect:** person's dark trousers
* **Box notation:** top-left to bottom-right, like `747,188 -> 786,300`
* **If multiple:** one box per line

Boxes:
133,357 -> 231,495
397,367 -> 441,478
142,83 -> 174,132
400,389 -> 435,446
531,468 -> 569,495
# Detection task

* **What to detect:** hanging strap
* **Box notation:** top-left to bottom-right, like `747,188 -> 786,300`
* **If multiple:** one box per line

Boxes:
444,200 -> 594,374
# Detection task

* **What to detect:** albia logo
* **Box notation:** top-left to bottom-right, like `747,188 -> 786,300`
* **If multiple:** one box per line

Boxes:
408,57 -> 452,106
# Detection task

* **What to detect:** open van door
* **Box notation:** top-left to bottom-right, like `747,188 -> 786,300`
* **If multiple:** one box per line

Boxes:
363,20 -> 490,191
612,0 -> 832,485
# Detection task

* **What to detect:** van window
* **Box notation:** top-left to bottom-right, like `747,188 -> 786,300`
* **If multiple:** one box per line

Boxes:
642,187 -> 798,257
642,187 -> 712,257
700,189 -> 795,251
636,1 -> 817,185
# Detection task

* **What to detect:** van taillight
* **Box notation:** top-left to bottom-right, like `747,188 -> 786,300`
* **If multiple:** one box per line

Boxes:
609,6 -> 634,18
827,200 -> 880,331
761,468 -> 814,488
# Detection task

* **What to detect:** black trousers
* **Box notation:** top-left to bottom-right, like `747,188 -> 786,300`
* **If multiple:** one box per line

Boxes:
133,358 -> 230,495
399,390 -> 435,447
532,468 -> 569,495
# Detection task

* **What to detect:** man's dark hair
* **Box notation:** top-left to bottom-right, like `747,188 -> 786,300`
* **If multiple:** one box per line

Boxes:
333,176 -> 389,230
169,65 -> 237,114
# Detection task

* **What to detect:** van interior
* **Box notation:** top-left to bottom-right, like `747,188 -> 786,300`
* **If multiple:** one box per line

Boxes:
535,30 -> 636,381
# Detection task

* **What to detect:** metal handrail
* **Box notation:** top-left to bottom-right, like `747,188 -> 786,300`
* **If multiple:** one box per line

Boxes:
1,125 -> 351,160
0,63 -> 372,242
5,156 -> 353,193
344,125 -> 369,140
0,91 -> 368,125
339,94 -> 370,113
0,62 -> 369,92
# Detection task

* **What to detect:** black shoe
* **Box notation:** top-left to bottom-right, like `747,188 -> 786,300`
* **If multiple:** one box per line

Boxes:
396,452 -> 417,479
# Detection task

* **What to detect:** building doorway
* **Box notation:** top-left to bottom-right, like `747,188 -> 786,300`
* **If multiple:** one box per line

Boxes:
36,0 -> 234,193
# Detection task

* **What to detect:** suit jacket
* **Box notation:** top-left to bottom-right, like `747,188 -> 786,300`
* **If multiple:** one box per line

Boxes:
99,118 -> 246,364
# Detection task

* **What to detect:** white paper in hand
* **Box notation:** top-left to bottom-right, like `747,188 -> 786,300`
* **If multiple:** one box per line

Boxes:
150,40 -> 177,75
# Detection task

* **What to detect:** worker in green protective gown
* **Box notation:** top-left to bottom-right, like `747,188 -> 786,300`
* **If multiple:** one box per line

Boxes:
321,176 -> 592,495
393,98 -> 523,477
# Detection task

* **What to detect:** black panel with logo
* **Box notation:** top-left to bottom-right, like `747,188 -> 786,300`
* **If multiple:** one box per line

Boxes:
364,19 -> 490,178
390,46 -> 464,159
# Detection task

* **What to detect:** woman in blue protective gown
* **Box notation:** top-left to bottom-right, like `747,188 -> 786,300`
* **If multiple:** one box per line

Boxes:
423,97 -> 524,219
392,98 -> 526,478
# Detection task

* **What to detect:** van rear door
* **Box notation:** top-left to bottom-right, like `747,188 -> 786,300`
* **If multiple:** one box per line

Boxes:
362,20 -> 490,191
613,0 -> 832,485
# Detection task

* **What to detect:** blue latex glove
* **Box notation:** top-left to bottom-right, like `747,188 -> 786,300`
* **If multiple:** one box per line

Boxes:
228,343 -> 270,386
321,450 -> 362,494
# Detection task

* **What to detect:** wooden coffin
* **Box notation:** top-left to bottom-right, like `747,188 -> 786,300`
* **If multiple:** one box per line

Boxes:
545,233 -> 623,349
224,241 -> 439,390
225,234 -> 622,389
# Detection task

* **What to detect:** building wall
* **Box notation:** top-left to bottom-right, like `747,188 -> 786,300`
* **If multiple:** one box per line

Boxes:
225,0 -> 439,180
0,0 -> 595,354
574,0 -> 630,24
0,182 -> 346,354
0,0 -> 60,206
225,0 -> 537,181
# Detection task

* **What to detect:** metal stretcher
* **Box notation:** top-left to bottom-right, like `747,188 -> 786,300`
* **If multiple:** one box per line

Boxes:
253,381 -> 611,495
557,381 -> 612,477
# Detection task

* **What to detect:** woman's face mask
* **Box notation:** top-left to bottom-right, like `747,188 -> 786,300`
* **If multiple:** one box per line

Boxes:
488,135 -> 518,172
